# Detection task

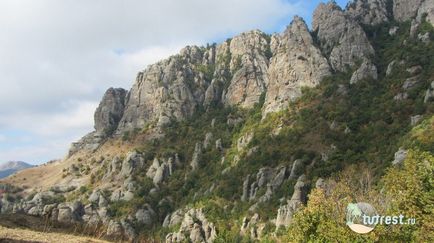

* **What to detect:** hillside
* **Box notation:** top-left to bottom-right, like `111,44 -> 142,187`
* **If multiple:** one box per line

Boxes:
1,0 -> 433,242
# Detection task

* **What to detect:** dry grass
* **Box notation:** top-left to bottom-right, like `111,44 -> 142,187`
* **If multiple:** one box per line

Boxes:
0,226 -> 109,243
0,138 -> 135,192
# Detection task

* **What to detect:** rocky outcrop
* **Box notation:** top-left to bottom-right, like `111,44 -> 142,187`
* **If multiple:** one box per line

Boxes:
424,81 -> 434,103
240,213 -> 265,240
88,190 -> 108,208
191,142 -> 202,170
146,155 -> 179,185
94,88 -> 127,136
289,159 -> 304,180
410,115 -> 423,126
350,60 -> 378,84
68,132 -> 104,157
392,147 -> 408,166
394,75 -> 424,101
393,0 -> 424,22
346,0 -> 390,25
166,208 -> 217,243
203,132 -> 213,149
263,16 -> 330,115
275,175 -> 307,229
237,132 -> 254,152
121,151 -> 145,177
393,0 -> 434,32
417,0 -> 434,26
135,205 -> 156,226
222,30 -> 270,108
68,88 -> 127,157
163,208 -> 185,228
313,2 -> 375,72
241,166 -> 287,203
116,46 -> 210,133
106,220 -> 123,237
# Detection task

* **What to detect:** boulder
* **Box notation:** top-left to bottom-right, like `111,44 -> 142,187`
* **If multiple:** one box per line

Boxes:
121,219 -> 137,240
392,148 -> 408,166
411,115 -> 423,126
394,92 -> 408,101
402,76 -> 421,90
389,26 -> 399,36
106,220 -> 123,237
121,151 -> 145,177
406,66 -> 423,75
57,206 -> 73,223
135,205 -> 155,226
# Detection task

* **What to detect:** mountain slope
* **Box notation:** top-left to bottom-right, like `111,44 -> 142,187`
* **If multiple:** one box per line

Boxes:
0,0 -> 433,242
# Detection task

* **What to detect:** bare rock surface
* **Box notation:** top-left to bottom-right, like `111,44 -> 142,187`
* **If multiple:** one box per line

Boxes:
263,16 -> 330,115
313,2 -> 375,72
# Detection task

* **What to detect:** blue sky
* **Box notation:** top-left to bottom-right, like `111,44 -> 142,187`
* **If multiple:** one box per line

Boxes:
0,0 -> 350,165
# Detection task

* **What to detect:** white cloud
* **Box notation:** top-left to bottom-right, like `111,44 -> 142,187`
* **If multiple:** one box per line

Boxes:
0,0 -> 303,163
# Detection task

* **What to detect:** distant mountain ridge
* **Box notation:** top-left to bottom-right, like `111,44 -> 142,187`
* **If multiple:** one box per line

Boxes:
0,161 -> 34,179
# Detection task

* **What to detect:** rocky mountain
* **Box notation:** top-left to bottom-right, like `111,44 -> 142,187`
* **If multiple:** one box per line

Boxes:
0,161 -> 34,179
1,0 -> 433,242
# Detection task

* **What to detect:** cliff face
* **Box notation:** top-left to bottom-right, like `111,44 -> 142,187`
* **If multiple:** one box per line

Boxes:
94,88 -> 127,136
263,16 -> 330,115
346,0 -> 390,25
12,1 -> 431,241
67,0 -> 434,158
313,2 -> 375,72
116,46 -> 209,132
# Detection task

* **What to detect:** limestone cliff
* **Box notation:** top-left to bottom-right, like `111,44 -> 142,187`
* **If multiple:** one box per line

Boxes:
313,2 -> 375,72
5,1 -> 432,242
263,16 -> 330,115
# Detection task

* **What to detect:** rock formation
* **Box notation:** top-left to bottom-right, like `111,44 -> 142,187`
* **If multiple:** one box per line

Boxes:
94,88 -> 127,136
393,0 -> 424,22
346,0 -> 390,25
165,208 -> 217,243
263,16 -> 330,115
275,175 -> 307,229
116,46 -> 210,133
313,2 -> 375,72
222,30 -> 270,108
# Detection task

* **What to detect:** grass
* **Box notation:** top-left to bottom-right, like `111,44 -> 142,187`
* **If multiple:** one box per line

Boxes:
0,226 -> 108,243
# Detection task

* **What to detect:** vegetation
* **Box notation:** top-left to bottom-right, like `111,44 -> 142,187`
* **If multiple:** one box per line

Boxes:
94,19 -> 434,241
4,17 -> 432,243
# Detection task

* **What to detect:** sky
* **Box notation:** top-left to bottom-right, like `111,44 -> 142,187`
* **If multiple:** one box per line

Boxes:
0,0 -> 350,164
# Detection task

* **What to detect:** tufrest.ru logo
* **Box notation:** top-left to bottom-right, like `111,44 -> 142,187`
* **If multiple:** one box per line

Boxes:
346,202 -> 416,234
